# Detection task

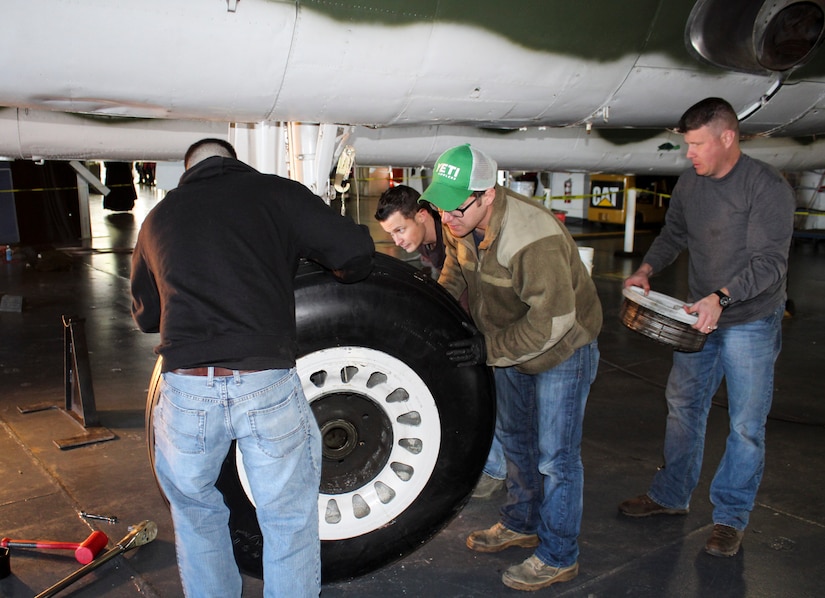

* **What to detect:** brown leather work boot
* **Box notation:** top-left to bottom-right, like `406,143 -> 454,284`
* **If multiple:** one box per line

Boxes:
705,524 -> 744,557
618,494 -> 689,517
466,522 -> 539,553
502,555 -> 579,591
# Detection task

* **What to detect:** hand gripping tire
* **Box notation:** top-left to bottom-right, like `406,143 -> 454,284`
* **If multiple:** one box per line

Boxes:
145,253 -> 495,582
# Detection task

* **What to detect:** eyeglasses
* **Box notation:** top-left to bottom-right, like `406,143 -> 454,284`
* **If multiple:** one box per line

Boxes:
438,193 -> 482,219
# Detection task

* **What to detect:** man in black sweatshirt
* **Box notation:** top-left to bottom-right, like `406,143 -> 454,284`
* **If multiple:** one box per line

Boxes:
131,138 -> 374,597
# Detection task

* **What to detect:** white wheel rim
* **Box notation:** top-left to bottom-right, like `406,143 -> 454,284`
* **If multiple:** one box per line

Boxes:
236,346 -> 441,540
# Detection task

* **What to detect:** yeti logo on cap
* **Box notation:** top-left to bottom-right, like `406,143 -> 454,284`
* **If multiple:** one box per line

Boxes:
435,163 -> 461,181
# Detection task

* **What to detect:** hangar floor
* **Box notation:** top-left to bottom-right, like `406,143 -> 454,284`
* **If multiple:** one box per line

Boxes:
1,185 -> 823,598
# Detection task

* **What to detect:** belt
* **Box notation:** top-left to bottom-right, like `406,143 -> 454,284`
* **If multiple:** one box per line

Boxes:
171,367 -> 263,376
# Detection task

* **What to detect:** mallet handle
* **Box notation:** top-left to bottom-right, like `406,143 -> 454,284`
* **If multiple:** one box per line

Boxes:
1,538 -> 80,550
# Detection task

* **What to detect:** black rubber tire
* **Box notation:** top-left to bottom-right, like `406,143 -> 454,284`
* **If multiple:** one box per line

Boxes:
146,253 -> 495,583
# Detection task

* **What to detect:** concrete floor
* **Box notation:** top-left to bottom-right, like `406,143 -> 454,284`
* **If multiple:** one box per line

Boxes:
1,184 -> 823,597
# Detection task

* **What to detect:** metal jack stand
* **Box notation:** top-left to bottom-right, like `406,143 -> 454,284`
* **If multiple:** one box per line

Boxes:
18,315 -> 115,449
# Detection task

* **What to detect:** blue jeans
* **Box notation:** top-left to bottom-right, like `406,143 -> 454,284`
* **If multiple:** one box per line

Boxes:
483,430 -> 507,480
648,305 -> 783,531
496,341 -> 599,568
153,368 -> 322,598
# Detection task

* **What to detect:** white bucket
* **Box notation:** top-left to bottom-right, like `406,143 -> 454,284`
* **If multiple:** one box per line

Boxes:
578,246 -> 594,276
510,181 -> 536,197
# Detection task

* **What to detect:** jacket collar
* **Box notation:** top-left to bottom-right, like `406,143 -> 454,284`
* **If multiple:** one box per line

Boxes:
476,184 -> 509,250
178,156 -> 258,186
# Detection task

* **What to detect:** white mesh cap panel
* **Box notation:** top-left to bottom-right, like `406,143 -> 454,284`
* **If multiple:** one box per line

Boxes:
468,146 -> 498,190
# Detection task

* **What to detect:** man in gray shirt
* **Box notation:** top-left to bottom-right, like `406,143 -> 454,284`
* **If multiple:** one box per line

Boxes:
618,98 -> 794,558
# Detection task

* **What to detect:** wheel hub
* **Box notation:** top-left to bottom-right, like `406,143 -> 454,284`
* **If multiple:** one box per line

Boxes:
312,392 -> 393,494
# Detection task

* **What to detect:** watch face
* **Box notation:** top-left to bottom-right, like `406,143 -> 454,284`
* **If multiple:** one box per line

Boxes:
713,291 -> 733,308
716,292 -> 732,307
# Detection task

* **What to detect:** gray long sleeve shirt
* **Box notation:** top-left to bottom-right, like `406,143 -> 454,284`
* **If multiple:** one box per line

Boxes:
643,153 -> 794,327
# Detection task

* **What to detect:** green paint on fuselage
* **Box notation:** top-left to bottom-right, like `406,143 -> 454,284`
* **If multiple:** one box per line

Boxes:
298,0 -> 825,78
300,0 -> 701,65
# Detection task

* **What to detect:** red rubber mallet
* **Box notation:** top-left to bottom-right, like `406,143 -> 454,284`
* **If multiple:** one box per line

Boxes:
1,530 -> 108,564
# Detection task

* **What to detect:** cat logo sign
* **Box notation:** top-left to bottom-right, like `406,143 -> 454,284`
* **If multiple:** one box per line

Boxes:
591,175 -> 624,210
587,174 -> 668,225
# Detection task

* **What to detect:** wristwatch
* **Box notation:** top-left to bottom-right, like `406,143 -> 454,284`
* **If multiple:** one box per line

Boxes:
714,290 -> 733,309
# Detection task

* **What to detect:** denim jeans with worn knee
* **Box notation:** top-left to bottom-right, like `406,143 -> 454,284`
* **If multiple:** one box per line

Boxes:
496,340 -> 599,568
648,304 -> 783,531
153,368 -> 322,598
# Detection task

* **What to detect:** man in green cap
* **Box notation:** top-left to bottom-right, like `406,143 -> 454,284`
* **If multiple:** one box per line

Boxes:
422,143 -> 602,591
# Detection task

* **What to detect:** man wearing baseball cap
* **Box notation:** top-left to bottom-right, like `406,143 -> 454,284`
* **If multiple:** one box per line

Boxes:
422,144 -> 602,591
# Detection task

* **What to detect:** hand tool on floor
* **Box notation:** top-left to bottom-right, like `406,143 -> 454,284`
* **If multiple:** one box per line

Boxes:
0,530 -> 108,564
34,520 -> 157,598
79,511 -> 118,524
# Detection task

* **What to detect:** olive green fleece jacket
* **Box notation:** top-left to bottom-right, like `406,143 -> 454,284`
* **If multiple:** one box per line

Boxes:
438,186 -> 602,374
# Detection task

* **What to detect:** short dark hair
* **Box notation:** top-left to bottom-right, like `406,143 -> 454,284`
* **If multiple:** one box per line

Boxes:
375,185 -> 432,221
184,138 -> 237,169
677,97 -> 739,135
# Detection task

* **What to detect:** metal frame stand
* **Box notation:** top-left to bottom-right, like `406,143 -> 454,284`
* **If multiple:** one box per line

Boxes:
18,315 -> 115,449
